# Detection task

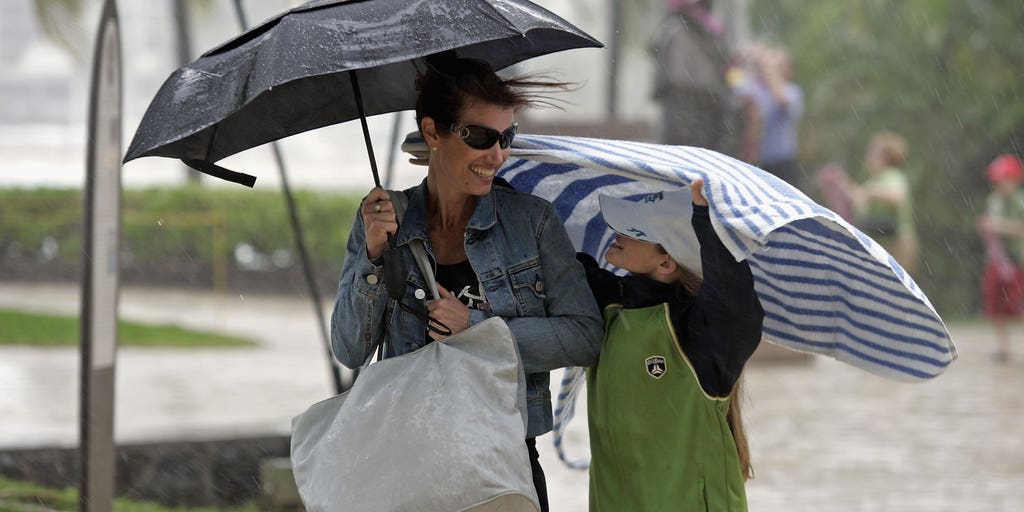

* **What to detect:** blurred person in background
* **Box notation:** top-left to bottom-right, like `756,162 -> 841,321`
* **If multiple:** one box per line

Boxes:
977,154 -> 1024,363
734,44 -> 804,187
649,0 -> 739,155
814,161 -> 855,223
849,131 -> 919,276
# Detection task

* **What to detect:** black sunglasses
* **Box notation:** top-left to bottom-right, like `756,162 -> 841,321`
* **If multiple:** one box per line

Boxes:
450,123 -> 518,150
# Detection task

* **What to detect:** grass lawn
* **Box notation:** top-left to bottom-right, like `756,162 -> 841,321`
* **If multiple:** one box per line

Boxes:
0,310 -> 254,348
0,476 -> 256,512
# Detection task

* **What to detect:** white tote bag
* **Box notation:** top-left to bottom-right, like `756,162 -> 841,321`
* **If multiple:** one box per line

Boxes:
290,317 -> 539,512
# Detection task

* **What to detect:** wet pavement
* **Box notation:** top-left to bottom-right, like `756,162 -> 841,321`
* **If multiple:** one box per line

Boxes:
1,282 -> 1022,511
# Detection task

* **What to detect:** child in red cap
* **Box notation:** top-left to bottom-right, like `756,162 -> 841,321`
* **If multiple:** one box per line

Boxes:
978,153 -> 1024,363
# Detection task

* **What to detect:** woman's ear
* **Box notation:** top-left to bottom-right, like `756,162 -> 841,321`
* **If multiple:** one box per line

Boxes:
421,117 -> 440,147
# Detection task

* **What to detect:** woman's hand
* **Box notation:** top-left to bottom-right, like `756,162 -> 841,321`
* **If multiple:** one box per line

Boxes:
361,187 -> 397,260
426,285 -> 470,340
690,178 -> 709,207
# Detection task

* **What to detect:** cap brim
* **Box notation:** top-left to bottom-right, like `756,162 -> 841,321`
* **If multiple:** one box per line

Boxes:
599,189 -> 703,276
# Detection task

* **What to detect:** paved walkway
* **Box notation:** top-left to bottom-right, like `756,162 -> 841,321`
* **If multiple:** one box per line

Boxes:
0,282 -> 336,447
2,282 -> 1023,511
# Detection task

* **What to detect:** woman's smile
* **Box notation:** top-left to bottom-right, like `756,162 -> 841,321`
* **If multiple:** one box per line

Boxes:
470,166 -> 497,178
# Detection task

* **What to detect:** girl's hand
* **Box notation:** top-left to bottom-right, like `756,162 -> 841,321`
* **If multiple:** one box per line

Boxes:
361,187 -> 397,260
426,285 -> 470,340
690,179 -> 709,207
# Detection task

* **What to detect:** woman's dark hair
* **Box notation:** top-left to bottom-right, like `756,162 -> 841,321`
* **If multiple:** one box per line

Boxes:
415,52 -> 572,136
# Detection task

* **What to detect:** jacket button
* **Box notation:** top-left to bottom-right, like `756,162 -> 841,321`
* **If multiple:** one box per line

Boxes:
366,274 -> 379,285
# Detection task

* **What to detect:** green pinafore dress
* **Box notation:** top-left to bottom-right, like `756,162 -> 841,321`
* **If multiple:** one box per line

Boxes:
587,303 -> 747,511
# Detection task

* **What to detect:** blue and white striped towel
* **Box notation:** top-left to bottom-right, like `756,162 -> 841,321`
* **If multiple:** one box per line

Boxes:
405,133 -> 957,468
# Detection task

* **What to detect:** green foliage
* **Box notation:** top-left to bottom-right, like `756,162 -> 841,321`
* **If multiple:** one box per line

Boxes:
750,0 -> 1024,317
0,476 -> 257,511
0,309 -> 254,347
0,186 -> 363,293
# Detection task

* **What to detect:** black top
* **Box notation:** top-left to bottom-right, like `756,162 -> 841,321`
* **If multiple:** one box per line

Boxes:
435,259 -> 486,310
423,259 -> 486,344
577,204 -> 764,397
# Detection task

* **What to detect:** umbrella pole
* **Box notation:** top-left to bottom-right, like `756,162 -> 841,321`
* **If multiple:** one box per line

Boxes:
232,0 -> 345,394
349,71 -> 408,336
349,70 -> 382,188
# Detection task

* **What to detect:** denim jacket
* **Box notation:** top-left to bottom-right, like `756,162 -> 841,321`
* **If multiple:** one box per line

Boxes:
331,179 -> 603,438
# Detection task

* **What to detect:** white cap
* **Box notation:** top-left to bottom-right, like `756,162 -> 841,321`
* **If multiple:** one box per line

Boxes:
598,188 -> 703,277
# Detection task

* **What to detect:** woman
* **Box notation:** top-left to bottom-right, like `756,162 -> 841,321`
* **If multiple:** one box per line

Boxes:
330,55 -> 603,510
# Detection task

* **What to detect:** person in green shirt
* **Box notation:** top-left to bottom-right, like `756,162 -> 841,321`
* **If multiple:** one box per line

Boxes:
851,131 -> 919,275
576,179 -> 764,511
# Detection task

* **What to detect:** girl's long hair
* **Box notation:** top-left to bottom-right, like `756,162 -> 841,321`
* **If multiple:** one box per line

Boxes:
727,376 -> 753,480
674,256 -> 754,481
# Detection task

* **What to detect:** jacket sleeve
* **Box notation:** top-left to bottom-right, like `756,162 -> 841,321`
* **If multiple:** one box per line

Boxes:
486,204 -> 603,373
575,251 -> 623,311
330,204 -> 390,369
672,204 -> 764,397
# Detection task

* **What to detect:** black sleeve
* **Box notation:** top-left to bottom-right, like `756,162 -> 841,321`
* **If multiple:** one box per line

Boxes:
669,204 -> 764,397
576,252 -> 622,311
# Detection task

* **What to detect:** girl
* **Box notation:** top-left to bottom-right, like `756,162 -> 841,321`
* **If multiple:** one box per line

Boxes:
577,179 -> 764,511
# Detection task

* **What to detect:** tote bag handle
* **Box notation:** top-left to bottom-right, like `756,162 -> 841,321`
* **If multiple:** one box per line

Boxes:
387,190 -> 439,300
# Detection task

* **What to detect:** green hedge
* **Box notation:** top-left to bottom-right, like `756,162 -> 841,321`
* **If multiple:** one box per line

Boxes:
0,186 -> 364,293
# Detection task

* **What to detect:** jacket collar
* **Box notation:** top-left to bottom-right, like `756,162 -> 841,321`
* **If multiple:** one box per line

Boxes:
621,275 -> 694,309
394,179 -> 498,247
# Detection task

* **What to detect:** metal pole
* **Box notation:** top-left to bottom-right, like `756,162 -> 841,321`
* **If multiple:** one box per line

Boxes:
171,0 -> 200,184
230,0 -> 345,394
80,0 -> 122,510
605,0 -> 623,120
383,113 -> 404,190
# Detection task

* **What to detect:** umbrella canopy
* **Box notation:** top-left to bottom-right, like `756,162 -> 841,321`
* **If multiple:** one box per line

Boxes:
404,132 -> 957,381
123,0 -> 602,185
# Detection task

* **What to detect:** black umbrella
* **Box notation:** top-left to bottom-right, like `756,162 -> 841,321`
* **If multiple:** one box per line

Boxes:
123,0 -> 603,187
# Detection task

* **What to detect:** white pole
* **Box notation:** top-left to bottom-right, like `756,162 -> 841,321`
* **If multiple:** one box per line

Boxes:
80,0 -> 122,510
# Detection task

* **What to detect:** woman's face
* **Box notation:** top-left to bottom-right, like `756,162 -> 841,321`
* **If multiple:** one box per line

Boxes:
604,234 -> 664,276
433,101 -> 515,197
